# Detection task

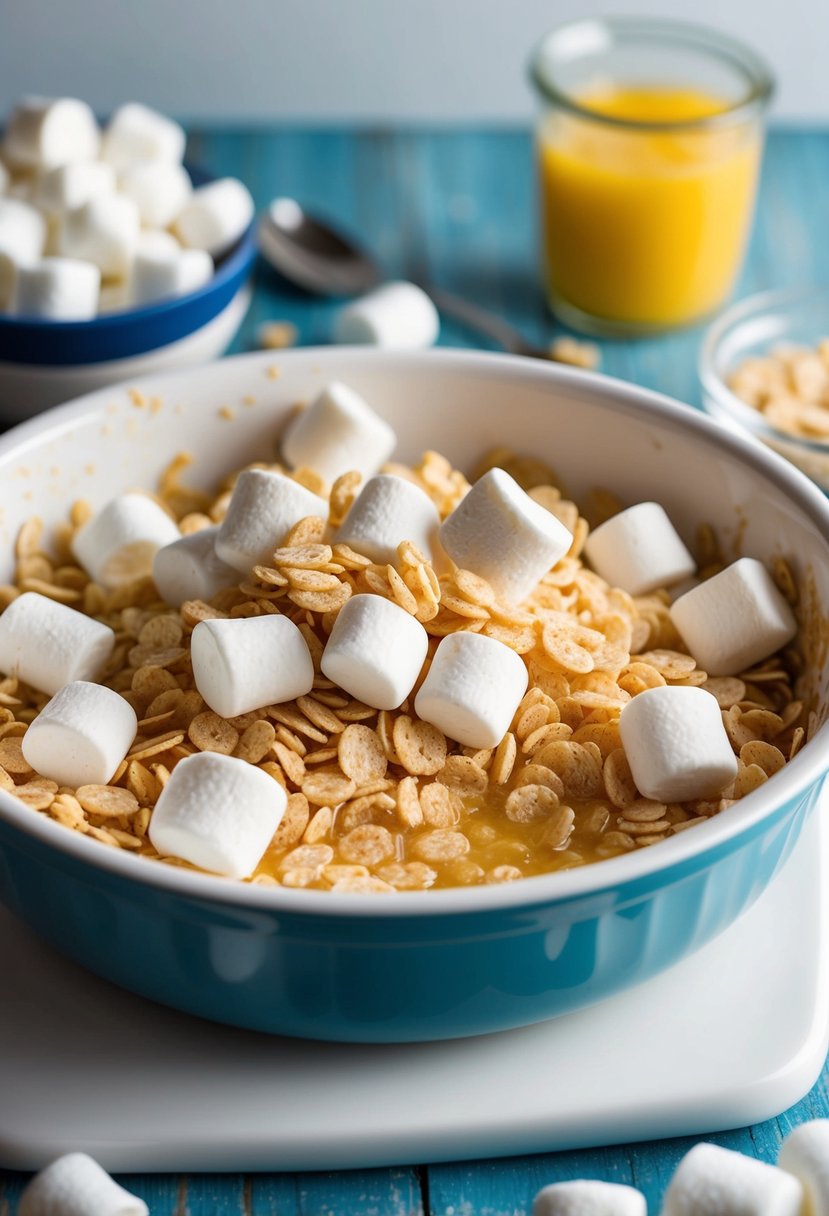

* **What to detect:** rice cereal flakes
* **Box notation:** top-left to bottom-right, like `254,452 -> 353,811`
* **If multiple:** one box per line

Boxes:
0,440 -> 809,893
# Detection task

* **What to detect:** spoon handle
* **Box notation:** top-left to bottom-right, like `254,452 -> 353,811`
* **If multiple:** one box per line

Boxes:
423,285 -> 548,360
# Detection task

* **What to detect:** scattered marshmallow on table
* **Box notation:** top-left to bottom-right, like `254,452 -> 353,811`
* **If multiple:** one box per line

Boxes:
102,102 -> 186,168
320,593 -> 429,710
619,684 -> 737,803
33,160 -> 116,216
415,632 -> 529,749
58,193 -> 141,281
21,680 -> 137,787
662,1142 -> 803,1216
19,1151 -> 148,1216
191,614 -> 315,718
118,159 -> 192,228
129,232 -> 212,306
71,492 -> 181,587
12,256 -> 100,320
533,1180 -> 646,1216
3,97 -> 100,170
153,526 -> 238,605
215,469 -> 328,573
281,380 -> 397,483
439,467 -> 572,604
0,196 -> 47,264
174,177 -> 255,258
670,557 -> 798,677
334,280 -> 440,350
583,501 -> 696,596
337,473 -> 442,565
0,592 -> 115,696
779,1121 -> 829,1216
148,751 -> 287,878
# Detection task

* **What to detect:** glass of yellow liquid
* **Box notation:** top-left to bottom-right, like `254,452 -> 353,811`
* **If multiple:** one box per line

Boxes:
530,18 -> 774,335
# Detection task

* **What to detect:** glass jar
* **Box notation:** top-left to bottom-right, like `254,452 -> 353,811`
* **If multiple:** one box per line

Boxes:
530,18 -> 774,336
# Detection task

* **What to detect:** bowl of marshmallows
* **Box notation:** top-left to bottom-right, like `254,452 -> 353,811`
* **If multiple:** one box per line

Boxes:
0,96 -> 256,418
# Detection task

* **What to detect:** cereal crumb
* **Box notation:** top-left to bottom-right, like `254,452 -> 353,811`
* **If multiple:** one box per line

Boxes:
259,321 -> 299,351
549,336 -> 601,371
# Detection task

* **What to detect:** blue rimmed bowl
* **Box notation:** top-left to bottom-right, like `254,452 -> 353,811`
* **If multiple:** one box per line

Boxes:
0,168 -> 256,420
0,347 -> 827,1043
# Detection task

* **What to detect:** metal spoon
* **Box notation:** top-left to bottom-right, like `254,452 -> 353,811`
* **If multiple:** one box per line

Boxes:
259,198 -> 551,360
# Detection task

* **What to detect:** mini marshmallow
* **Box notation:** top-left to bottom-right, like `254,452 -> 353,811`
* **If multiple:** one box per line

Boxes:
34,160 -> 116,215
670,557 -> 798,677
439,467 -> 572,604
22,681 -> 137,787
174,177 -> 255,258
584,501 -> 696,596
118,160 -> 192,228
72,493 -> 181,587
215,469 -> 328,574
320,594 -> 429,710
153,526 -> 238,605
662,1142 -> 802,1216
19,1152 -> 148,1216
0,592 -> 114,696
0,196 -> 47,264
533,1180 -> 646,1216
12,257 -> 100,320
281,380 -> 397,483
148,751 -> 286,878
58,194 -> 140,280
102,102 -> 186,168
415,632 -> 529,749
619,685 -> 737,803
334,280 -> 440,350
337,473 -> 441,565
779,1121 -> 829,1216
4,98 -> 100,170
191,614 -> 315,718
129,232 -> 212,306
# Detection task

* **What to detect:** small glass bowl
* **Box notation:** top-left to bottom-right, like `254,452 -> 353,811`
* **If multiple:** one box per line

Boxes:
699,285 -> 829,490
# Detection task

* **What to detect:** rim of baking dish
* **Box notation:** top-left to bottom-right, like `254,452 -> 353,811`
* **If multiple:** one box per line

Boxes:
0,347 -> 828,918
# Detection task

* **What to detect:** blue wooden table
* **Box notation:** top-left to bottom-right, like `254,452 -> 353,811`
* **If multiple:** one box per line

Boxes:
1,125 -> 828,1213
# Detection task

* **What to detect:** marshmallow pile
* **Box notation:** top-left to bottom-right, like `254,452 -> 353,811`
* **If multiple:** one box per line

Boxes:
530,1121 -> 829,1214
0,96 -> 255,319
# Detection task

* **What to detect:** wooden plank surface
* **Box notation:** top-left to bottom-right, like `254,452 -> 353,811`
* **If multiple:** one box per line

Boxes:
1,125 -> 827,1214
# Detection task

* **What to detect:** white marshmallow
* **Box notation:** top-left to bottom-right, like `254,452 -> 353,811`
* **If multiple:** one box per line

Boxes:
584,501 -> 696,596
4,98 -> 100,170
71,493 -> 181,587
439,467 -> 572,604
19,1151 -> 147,1216
533,1180 -> 646,1216
148,751 -> 286,878
191,614 -> 315,718
415,632 -> 529,749
670,557 -> 798,677
102,102 -> 186,168
215,469 -> 328,574
337,474 -> 441,566
58,194 -> 140,281
334,280 -> 440,350
129,232 -> 212,306
0,592 -> 114,696
34,161 -> 116,215
153,526 -> 238,606
320,594 -> 429,710
619,685 -> 737,803
281,380 -> 397,484
12,257 -> 100,320
0,196 -> 47,264
174,177 -> 255,258
662,1142 -> 802,1216
118,160 -> 192,228
779,1121 -> 829,1216
21,681 -> 137,787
